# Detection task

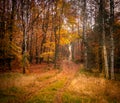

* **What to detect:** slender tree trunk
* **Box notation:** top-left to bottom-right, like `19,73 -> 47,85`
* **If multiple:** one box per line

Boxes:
7,0 -> 16,70
40,6 -> 49,64
100,0 -> 109,78
102,20 -> 109,78
83,0 -> 88,70
95,1 -> 103,72
21,0 -> 29,74
53,1 -> 64,68
35,33 -> 39,64
69,44 -> 72,61
54,27 -> 58,68
40,33 -> 46,63
110,0 -> 115,79
29,27 -> 33,63
53,2 -> 59,68
0,0 -> 6,71
98,46 -> 103,72
71,42 -> 74,60
9,0 -> 15,42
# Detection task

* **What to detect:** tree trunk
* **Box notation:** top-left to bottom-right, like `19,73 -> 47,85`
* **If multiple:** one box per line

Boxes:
40,33 -> 46,63
102,25 -> 109,79
110,0 -> 115,79
54,27 -> 58,68
9,0 -> 15,42
83,0 -> 88,70
100,0 -> 109,79
35,33 -> 39,64
21,0 -> 29,74
69,44 -> 72,61
98,46 -> 103,72
29,27 -> 33,63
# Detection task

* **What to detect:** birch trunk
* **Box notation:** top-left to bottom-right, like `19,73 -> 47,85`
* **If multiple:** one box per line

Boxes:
100,0 -> 109,79
21,0 -> 29,74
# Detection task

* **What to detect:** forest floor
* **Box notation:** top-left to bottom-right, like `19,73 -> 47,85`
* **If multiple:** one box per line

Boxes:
0,60 -> 120,103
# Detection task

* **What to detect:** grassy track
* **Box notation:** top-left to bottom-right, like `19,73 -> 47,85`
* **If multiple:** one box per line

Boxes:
0,61 -> 120,103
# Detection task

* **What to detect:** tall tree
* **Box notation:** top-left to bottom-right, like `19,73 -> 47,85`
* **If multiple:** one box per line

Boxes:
100,0 -> 109,78
40,3 -> 50,63
83,0 -> 88,70
109,0 -> 115,79
21,0 -> 30,73
53,0 -> 64,68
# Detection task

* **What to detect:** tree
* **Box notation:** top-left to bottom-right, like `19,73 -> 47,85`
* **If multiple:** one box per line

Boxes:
100,0 -> 109,79
21,0 -> 30,73
109,0 -> 115,79
52,0 -> 65,68
83,0 -> 88,70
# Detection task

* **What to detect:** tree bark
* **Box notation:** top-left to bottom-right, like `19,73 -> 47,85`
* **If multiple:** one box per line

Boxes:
29,27 -> 33,63
100,0 -> 109,79
83,0 -> 88,70
109,0 -> 115,79
35,33 -> 39,64
21,0 -> 29,74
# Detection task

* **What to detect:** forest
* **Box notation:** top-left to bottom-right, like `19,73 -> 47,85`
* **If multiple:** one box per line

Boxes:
0,0 -> 120,103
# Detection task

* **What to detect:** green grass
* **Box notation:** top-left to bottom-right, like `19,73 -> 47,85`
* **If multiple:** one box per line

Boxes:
0,73 -> 23,79
78,68 -> 100,78
0,69 -> 119,103
0,86 -> 25,103
79,68 -> 120,80
36,75 -> 54,82
26,78 -> 66,103
62,90 -> 97,103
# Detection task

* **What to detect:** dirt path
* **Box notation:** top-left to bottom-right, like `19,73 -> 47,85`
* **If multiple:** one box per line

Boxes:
54,60 -> 79,103
1,60 -> 120,103
23,60 -> 80,102
0,60 -> 80,103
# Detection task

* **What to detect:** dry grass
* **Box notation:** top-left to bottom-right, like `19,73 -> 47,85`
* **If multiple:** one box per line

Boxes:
0,69 -> 59,103
0,63 -> 120,103
67,69 -> 120,103
0,69 -> 58,88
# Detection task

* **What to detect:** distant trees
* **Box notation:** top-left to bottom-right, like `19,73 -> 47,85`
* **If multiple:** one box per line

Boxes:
0,0 -> 17,71
0,0 -> 120,78
74,0 -> 119,79
86,0 -> 120,79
